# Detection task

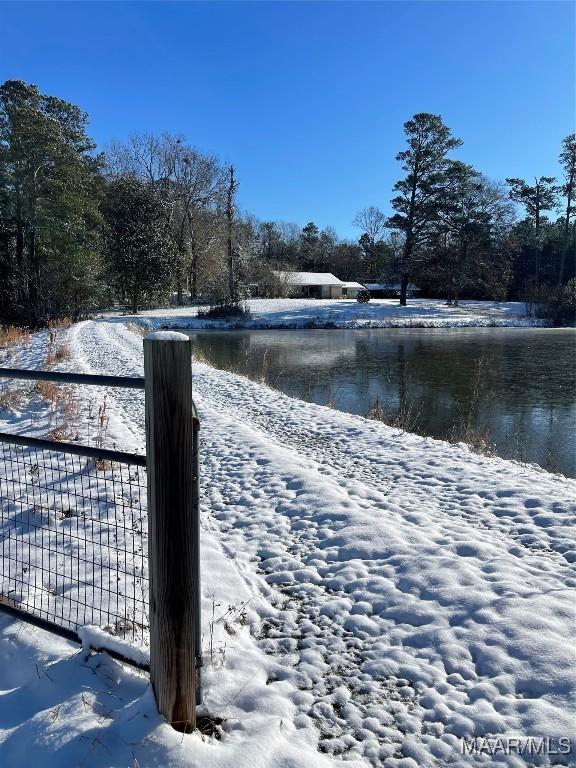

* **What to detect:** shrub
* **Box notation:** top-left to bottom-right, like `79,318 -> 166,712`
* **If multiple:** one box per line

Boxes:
197,301 -> 252,320
530,280 -> 576,326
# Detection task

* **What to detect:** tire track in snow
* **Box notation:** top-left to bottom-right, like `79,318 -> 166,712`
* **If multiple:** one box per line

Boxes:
71,320 -> 576,767
72,320 -> 437,763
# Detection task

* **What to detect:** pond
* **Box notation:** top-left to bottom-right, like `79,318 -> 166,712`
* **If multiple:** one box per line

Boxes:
184,327 -> 576,478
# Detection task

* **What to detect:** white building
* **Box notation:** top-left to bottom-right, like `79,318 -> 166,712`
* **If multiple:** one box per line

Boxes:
340,281 -> 366,299
271,272 -> 369,299
273,271 -> 346,299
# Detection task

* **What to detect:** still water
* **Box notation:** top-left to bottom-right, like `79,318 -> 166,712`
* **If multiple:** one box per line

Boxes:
185,327 -> 576,477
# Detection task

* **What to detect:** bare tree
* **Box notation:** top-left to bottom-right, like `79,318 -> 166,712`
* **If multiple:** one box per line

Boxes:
105,133 -> 225,303
226,165 -> 238,299
353,206 -> 387,243
353,207 -> 390,281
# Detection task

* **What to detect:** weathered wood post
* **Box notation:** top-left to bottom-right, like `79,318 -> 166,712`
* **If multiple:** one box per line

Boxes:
144,331 -> 200,732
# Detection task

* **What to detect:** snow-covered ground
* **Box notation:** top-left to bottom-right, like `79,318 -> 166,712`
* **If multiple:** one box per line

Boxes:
0,319 -> 574,768
113,298 -> 544,330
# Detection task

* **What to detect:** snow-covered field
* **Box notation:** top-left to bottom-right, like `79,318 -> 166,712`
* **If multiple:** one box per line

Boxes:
0,318 -> 574,768
118,298 -> 543,330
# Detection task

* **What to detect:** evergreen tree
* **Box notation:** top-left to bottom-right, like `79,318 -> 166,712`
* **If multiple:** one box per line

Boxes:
388,113 -> 462,305
104,176 -> 176,313
505,176 -> 559,231
300,222 -> 321,269
430,162 -> 514,304
505,176 -> 560,297
0,79 -> 102,324
105,133 -> 225,304
558,134 -> 576,286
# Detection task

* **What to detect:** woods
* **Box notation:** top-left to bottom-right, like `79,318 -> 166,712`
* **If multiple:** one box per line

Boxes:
0,79 -> 574,326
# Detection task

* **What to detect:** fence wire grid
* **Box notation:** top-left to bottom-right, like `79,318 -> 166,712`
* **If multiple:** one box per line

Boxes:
0,438 -> 149,647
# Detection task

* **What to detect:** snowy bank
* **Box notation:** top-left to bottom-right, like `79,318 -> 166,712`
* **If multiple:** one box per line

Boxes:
104,298 -> 545,331
0,319 -> 574,768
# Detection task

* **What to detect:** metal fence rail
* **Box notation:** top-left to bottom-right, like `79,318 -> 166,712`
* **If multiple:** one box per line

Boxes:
0,367 -> 145,390
0,436 -> 149,648
1,344 -> 200,729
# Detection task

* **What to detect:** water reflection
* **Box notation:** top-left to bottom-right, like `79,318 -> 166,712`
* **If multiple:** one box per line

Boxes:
185,328 -> 576,477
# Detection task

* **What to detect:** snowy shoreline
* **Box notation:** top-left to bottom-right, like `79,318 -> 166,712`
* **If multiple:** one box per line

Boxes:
104,297 -> 550,332
0,317 -> 574,768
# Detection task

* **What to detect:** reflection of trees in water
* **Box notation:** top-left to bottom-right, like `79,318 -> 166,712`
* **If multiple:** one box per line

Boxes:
188,330 -> 575,476
543,405 -> 562,474
447,355 -> 496,450
483,399 -> 573,473
193,331 -> 252,372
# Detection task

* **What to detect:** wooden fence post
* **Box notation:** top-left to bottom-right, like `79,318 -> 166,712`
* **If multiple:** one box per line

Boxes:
144,332 -> 200,732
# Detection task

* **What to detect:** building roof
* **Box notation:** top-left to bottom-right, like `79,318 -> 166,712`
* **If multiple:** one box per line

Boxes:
273,271 -> 343,286
364,282 -> 420,291
341,281 -> 366,289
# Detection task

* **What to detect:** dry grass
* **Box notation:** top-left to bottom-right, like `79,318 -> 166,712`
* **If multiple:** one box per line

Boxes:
46,405 -> 80,442
61,388 -> 79,419
324,385 -> 336,409
0,325 -> 30,349
44,330 -> 70,367
0,385 -> 27,411
36,379 -> 80,441
258,349 -> 269,384
446,355 -> 495,456
448,422 -> 495,456
49,425 -> 79,442
39,380 -> 60,403
367,396 -> 386,421
0,321 -> 82,443
49,427 -> 69,442
36,379 -> 62,407
125,322 -> 148,337
94,399 -> 110,448
54,342 -> 70,362
366,395 -> 422,433
192,347 -> 208,364
44,345 -> 69,367
48,317 -> 73,331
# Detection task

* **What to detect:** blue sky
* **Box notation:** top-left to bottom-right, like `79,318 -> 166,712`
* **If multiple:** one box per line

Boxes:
0,1 -> 573,239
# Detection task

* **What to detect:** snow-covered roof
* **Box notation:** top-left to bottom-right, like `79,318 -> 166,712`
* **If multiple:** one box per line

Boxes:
364,282 -> 420,291
341,281 -> 366,289
274,271 -> 343,286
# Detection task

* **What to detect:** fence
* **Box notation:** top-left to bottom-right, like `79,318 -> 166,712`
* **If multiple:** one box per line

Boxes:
0,435 -> 148,647
0,334 -> 200,732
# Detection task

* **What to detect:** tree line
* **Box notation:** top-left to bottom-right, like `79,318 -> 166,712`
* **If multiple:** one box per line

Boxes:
0,80 -> 574,326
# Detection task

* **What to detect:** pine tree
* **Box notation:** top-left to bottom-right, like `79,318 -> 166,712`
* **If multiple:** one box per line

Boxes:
505,176 -> 559,231
388,113 -> 463,306
558,134 -> 576,286
431,162 -> 513,304
505,176 -> 559,296
0,79 -> 102,324
300,222 -> 321,269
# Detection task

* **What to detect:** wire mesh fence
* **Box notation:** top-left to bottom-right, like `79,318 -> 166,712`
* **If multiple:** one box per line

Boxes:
0,437 -> 149,647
